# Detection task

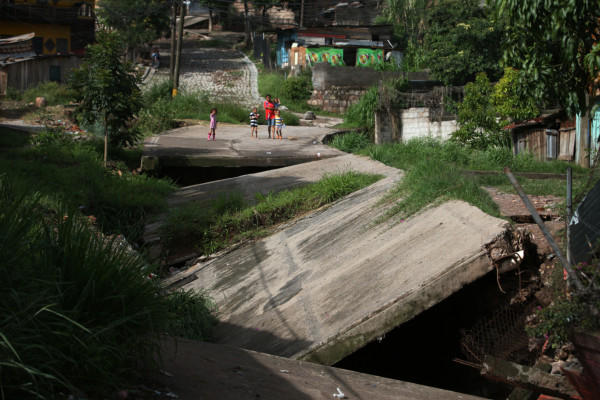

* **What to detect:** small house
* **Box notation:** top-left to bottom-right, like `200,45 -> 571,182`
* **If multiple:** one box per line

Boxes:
503,111 -> 577,162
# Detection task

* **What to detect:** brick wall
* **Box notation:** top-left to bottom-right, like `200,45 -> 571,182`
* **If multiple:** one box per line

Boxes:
374,108 -> 458,144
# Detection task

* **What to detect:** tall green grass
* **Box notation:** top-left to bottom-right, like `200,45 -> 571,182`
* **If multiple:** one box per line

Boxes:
0,131 -> 175,240
21,82 -> 75,106
0,180 -> 218,398
161,171 -> 382,256
329,133 -> 587,219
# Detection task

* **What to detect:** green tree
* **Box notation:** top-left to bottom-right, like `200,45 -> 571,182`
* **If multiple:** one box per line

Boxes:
70,32 -> 142,168
452,72 -> 509,149
379,0 -> 433,44
424,0 -> 505,86
495,0 -> 600,116
491,67 -> 539,123
97,0 -> 171,55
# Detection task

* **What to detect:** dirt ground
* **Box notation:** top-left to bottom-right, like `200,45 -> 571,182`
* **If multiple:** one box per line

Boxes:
483,186 -> 565,258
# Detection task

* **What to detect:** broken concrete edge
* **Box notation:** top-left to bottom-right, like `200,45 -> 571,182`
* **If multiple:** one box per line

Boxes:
481,355 -> 579,399
0,122 -> 46,133
162,241 -> 249,290
296,241 -> 505,366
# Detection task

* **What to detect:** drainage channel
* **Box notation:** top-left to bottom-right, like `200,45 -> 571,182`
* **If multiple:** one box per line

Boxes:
333,271 -> 539,399
157,165 -> 280,186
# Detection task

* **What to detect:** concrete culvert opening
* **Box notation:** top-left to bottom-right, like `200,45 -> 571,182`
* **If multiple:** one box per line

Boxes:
333,269 -> 542,399
156,166 -> 281,186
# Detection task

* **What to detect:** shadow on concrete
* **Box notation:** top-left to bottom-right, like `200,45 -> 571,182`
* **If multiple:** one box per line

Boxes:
156,337 -> 313,400
168,173 -> 323,207
144,147 -> 213,157
214,320 -> 313,360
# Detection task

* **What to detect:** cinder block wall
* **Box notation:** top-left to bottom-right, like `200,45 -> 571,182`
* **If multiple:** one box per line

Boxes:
374,108 -> 458,144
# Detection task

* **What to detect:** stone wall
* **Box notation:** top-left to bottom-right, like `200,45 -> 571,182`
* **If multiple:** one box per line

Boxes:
308,63 -> 437,113
311,62 -> 402,91
308,87 -> 367,114
374,108 -> 458,144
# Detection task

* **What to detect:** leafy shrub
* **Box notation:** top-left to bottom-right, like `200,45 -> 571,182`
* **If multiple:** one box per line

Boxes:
281,110 -> 299,126
451,72 -> 510,149
491,67 -> 539,122
5,86 -> 22,101
526,260 -> 600,347
282,75 -> 313,101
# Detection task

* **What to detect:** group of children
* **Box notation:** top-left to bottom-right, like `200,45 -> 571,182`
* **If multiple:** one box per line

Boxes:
207,98 -> 285,141
250,97 -> 284,140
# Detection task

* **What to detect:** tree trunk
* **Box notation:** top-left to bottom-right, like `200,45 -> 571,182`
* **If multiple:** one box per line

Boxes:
209,8 -> 213,32
169,0 -> 177,87
174,2 -> 185,93
104,116 -> 108,168
244,1 -> 250,47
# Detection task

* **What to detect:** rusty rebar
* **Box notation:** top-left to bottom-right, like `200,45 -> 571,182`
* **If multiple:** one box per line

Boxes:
503,167 -> 585,293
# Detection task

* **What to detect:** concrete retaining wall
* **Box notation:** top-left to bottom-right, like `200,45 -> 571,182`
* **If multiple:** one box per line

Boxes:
308,87 -> 367,114
374,107 -> 458,144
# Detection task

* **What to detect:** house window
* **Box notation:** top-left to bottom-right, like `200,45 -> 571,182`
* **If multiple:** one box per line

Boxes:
49,66 -> 61,82
32,37 -> 43,55
78,3 -> 93,17
57,38 -> 68,54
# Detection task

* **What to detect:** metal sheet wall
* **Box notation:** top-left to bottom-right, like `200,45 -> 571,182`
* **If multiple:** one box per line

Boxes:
570,180 -> 600,264
1,54 -> 82,92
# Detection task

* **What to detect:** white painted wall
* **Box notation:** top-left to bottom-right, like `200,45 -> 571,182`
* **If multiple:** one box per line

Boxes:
401,108 -> 457,141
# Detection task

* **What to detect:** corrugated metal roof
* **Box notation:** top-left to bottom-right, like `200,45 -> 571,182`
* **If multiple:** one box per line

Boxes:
569,179 -> 600,264
0,32 -> 34,45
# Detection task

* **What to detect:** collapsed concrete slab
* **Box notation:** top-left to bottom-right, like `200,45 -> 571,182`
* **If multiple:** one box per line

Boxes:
176,155 -> 511,365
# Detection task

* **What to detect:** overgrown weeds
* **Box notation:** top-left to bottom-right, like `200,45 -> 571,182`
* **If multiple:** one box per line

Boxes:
0,180 -> 218,399
526,259 -> 600,347
22,81 -> 76,106
329,133 -> 586,220
161,171 -> 382,257
0,126 -> 175,241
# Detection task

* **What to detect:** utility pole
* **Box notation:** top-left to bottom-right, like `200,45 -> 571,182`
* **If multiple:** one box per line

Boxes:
300,0 -> 304,28
173,0 -> 185,96
169,0 -> 177,87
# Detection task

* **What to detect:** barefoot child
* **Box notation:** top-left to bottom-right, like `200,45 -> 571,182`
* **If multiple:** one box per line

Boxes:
249,107 -> 259,139
208,108 -> 217,140
274,109 -> 284,139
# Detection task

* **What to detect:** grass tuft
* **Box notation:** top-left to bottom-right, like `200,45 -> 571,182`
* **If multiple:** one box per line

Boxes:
161,172 -> 382,256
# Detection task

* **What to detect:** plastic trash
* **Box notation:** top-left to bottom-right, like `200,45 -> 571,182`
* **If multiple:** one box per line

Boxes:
333,387 -> 346,398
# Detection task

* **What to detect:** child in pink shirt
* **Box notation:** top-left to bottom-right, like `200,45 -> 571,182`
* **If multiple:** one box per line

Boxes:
208,108 -> 217,140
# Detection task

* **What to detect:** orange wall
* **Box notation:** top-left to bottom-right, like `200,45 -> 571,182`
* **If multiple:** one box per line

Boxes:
1,22 -> 71,55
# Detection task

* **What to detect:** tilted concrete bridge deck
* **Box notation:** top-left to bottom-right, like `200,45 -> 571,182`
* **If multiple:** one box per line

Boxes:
149,124 -> 512,397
